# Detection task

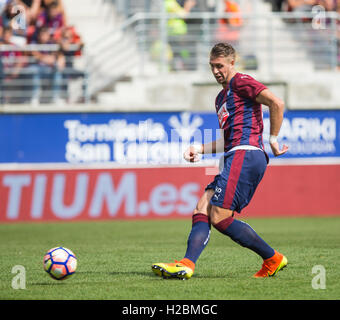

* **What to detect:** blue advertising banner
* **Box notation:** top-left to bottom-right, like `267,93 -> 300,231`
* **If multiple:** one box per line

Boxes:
1,110 -> 339,164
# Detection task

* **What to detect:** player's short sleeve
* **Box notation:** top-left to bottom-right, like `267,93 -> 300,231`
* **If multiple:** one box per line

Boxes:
233,74 -> 267,101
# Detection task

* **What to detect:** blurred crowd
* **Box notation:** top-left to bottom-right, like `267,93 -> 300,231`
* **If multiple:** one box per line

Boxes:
267,0 -> 340,12
164,0 -> 340,70
157,0 -> 243,70
267,0 -> 340,68
1,0 -> 339,105
0,0 -> 84,105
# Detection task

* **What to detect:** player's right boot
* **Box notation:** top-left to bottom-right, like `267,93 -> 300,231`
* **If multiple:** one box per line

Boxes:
151,260 -> 194,280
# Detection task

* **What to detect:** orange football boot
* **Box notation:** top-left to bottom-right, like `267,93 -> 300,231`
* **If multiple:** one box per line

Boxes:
253,250 -> 288,278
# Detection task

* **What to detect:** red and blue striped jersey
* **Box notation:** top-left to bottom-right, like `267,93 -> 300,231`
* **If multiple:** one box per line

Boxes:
215,72 -> 267,152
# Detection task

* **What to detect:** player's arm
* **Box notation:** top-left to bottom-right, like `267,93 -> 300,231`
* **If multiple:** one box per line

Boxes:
183,130 -> 224,162
255,89 -> 288,157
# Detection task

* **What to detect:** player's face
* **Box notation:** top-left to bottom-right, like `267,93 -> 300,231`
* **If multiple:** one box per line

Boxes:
209,55 -> 234,86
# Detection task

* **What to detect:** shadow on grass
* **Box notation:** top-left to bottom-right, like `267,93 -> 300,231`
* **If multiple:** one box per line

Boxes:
108,271 -> 155,278
72,270 -> 156,279
31,281 -> 67,286
33,271 -> 232,286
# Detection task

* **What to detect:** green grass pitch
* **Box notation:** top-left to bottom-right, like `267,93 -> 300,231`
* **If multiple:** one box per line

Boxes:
0,217 -> 339,300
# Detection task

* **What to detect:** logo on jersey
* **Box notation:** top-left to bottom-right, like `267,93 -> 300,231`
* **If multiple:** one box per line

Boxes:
217,102 -> 229,128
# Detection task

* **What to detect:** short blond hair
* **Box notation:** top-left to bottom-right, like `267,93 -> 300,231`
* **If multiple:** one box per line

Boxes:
210,43 -> 236,60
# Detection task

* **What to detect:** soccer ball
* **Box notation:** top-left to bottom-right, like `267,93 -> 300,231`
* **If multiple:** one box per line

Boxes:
43,247 -> 77,280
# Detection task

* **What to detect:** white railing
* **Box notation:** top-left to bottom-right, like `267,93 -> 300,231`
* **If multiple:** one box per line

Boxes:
85,10 -> 339,99
140,11 -> 339,71
1,10 -> 339,104
0,44 -> 88,105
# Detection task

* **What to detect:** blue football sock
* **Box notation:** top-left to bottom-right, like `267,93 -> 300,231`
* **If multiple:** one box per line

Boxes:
184,214 -> 211,263
214,216 -> 275,260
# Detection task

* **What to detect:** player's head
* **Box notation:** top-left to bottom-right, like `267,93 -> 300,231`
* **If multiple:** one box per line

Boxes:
209,43 -> 236,87
3,27 -> 13,44
47,1 -> 60,18
37,27 -> 51,44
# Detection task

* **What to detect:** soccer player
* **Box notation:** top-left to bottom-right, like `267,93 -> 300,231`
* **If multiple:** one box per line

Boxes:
152,43 -> 289,279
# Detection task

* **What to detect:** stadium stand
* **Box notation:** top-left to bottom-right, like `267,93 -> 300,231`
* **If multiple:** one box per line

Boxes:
0,0 -> 86,105
0,0 -> 339,109
91,0 -> 340,110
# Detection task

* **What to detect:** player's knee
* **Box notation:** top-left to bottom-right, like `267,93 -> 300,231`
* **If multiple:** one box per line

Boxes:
193,207 -> 209,216
210,205 -> 233,226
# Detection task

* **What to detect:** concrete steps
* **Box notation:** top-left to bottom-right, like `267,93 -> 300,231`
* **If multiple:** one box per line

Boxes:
63,0 -> 141,98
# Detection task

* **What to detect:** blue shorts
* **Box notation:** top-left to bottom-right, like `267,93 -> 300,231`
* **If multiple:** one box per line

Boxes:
205,149 -> 268,213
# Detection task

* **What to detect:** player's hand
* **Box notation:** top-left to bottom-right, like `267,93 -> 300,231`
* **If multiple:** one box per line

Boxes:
270,141 -> 289,157
183,144 -> 203,162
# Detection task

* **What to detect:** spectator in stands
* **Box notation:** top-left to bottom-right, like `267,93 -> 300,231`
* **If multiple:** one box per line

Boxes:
17,0 -> 67,44
280,0 -> 318,24
29,26 -> 64,105
216,0 -> 242,43
55,25 -> 86,101
284,0 -> 317,12
318,0 -> 337,11
0,0 -> 85,104
41,0 -> 65,18
35,0 -> 64,34
18,0 -> 66,24
336,0 -> 340,69
0,20 -> 3,103
1,26 -> 27,77
0,26 -> 28,103
166,0 -> 196,37
54,25 -> 83,58
165,0 -> 197,70
0,17 -> 3,39
274,0 -> 337,11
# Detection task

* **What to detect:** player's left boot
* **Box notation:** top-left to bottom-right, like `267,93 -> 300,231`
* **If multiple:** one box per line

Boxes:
253,250 -> 288,278
151,260 -> 194,280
